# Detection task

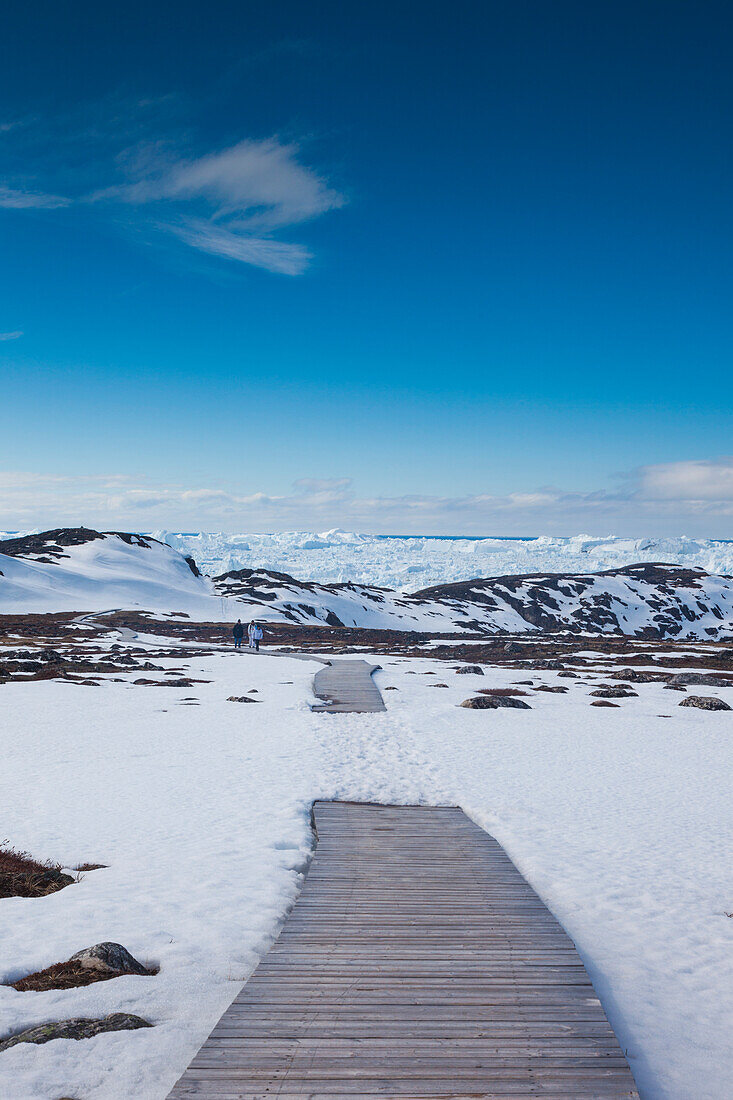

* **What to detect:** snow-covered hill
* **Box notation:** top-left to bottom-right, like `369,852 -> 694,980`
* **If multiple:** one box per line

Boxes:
211,568 -> 462,631
411,563 -> 733,639
2,528 -> 733,638
213,562 -> 733,639
0,529 -> 215,617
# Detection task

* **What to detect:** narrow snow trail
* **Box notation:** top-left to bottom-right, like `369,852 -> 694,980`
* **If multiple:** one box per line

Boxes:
309,708 -> 453,808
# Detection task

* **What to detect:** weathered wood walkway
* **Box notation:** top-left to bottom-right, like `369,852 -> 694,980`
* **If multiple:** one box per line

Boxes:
168,802 -> 639,1098
311,660 -> 386,713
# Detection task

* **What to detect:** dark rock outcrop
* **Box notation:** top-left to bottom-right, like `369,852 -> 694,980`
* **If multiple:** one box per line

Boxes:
69,942 -> 148,976
0,1014 -> 151,1052
184,555 -> 200,577
610,668 -> 672,683
0,528 -> 157,562
460,695 -> 531,710
668,672 -> 733,688
679,695 -> 732,711
0,528 -> 106,560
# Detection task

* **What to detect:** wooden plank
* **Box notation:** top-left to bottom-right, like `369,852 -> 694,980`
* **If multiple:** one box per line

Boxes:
170,1080 -> 639,1098
311,660 -> 386,712
167,802 -> 639,1098
169,1089 -> 638,1099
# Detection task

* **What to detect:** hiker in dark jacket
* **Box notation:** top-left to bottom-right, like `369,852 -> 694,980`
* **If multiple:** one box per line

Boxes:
232,620 -> 244,649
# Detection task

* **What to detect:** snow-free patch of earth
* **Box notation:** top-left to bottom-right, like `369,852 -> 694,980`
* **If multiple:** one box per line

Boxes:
0,643 -> 731,1099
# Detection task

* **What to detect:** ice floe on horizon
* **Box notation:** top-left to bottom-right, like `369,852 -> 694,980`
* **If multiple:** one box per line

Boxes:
151,530 -> 733,590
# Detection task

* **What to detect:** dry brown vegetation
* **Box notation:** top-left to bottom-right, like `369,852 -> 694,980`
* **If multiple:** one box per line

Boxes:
2,609 -> 732,675
0,846 -> 75,899
9,960 -> 157,992
477,687 -> 530,697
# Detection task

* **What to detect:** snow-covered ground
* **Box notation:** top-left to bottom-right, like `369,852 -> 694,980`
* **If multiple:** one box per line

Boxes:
152,530 -> 733,588
0,535 -> 217,617
1,641 -> 731,1099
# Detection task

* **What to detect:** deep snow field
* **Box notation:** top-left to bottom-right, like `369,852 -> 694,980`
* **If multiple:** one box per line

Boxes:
1,635 -> 731,1100
153,530 -> 733,588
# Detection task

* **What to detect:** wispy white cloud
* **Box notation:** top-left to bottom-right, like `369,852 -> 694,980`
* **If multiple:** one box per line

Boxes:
2,461 -> 733,536
105,138 -> 344,226
0,117 -> 345,274
169,219 -> 312,276
0,330 -> 23,341
101,137 -> 344,274
0,186 -> 70,209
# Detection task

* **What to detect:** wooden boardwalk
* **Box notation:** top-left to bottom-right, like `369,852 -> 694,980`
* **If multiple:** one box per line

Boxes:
311,660 -> 386,713
168,802 -> 639,1098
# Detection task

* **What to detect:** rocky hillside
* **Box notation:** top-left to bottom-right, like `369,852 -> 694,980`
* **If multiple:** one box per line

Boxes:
2,530 -> 733,639
411,562 -> 733,639
212,568 -> 453,630
213,561 -> 733,640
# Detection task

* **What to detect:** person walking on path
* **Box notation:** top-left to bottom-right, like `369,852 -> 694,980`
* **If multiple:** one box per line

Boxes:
248,621 -> 263,652
232,619 -> 245,650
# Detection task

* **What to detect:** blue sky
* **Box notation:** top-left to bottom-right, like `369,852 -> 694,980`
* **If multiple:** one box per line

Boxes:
1,1 -> 733,535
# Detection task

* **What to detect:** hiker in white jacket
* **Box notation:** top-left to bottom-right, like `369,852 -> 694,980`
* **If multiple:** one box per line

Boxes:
248,621 -> 263,652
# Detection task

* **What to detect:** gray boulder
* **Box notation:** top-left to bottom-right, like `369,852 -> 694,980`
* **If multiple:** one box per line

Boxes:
456,665 -> 484,675
679,695 -> 732,711
590,686 -> 638,698
460,695 -> 531,710
610,668 -> 671,683
69,942 -> 148,976
0,1013 -> 151,1052
668,672 -> 733,688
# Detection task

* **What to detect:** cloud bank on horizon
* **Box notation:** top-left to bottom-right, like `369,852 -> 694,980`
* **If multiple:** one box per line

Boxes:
2,458 -> 733,537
